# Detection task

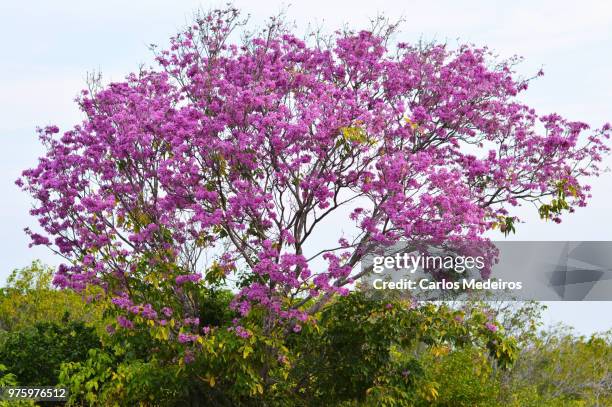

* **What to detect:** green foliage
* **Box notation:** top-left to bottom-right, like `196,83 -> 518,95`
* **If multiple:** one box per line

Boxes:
491,215 -> 516,236
0,261 -> 101,332
0,364 -> 17,386
60,348 -> 190,406
0,262 -> 103,405
53,290 -> 517,407
0,321 -> 101,386
499,327 -> 612,406
282,294 -> 516,407
402,304 -> 612,407
0,364 -> 35,407
196,288 -> 236,327
60,306 -> 288,406
538,180 -> 576,221
411,348 -> 499,407
1,263 -> 610,406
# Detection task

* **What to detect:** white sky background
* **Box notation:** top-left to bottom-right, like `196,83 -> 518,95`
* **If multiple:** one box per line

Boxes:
1,0 -> 611,335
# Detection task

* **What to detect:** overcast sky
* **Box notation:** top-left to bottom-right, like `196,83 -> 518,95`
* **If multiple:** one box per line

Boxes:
1,0 -> 611,335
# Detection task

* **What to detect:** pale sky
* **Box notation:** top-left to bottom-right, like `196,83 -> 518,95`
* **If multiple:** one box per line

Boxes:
1,0 -> 611,335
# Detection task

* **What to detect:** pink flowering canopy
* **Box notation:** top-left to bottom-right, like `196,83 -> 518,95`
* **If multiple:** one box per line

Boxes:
18,8 -> 610,339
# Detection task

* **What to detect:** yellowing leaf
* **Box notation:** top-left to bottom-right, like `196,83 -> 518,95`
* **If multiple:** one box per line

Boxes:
242,345 -> 253,359
340,126 -> 369,144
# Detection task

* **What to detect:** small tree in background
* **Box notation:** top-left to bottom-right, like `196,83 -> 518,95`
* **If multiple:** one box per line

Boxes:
0,261 -> 100,332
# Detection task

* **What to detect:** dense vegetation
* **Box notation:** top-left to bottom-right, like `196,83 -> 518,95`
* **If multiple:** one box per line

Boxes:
1,262 -> 610,406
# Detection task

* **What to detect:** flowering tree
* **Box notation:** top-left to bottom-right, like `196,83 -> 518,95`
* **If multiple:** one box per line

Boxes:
18,8 -> 609,345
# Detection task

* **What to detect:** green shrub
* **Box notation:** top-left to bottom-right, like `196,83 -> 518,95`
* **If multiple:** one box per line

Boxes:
0,321 -> 101,386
